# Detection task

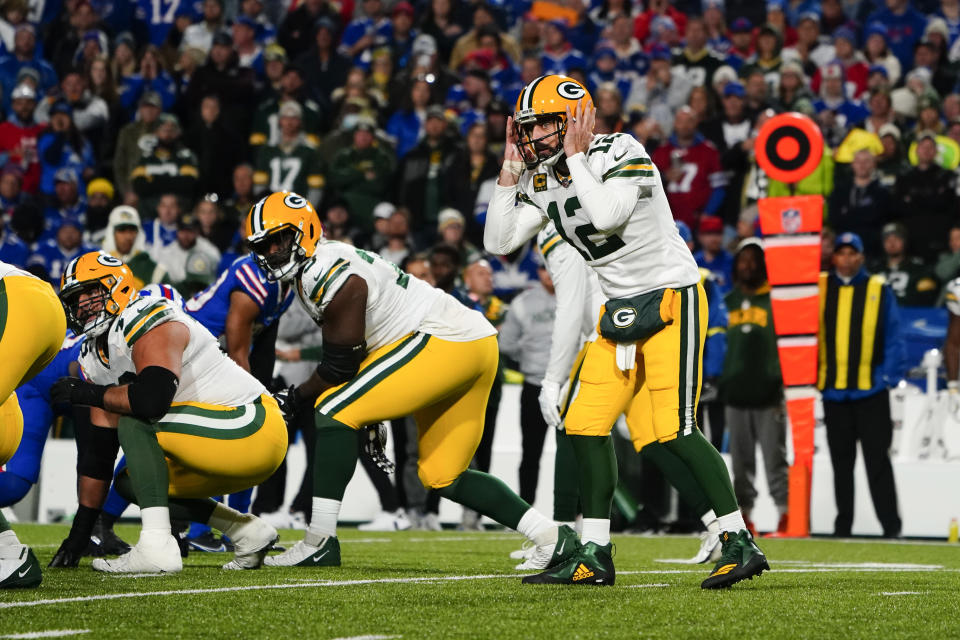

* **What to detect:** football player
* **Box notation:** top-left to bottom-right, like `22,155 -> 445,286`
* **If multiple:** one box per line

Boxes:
484,75 -> 767,588
523,223 -> 723,570
244,191 -> 578,573
0,259 -> 67,588
51,252 -> 288,573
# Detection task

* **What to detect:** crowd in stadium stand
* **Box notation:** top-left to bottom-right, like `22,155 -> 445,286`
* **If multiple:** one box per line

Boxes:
3,0 -> 958,531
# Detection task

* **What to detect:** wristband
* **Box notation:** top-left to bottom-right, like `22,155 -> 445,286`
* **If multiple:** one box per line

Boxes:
502,159 -> 524,178
949,381 -> 959,392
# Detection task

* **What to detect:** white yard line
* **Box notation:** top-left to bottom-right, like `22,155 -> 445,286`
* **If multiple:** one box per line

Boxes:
879,591 -> 926,596
0,631 -> 90,639
330,636 -> 401,640
625,584 -> 671,589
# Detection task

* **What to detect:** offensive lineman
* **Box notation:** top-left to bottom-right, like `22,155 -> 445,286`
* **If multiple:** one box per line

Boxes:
0,260 -> 66,588
243,191 -> 579,573
51,251 -> 288,573
484,75 -> 767,588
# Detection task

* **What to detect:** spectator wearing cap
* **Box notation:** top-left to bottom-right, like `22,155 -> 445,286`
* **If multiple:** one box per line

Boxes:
626,43 -> 691,135
587,46 -> 634,101
540,20 -> 586,76
813,62 -> 869,145
863,21 -> 902,86
187,94 -> 244,200
828,148 -> 892,257
367,200 -> 394,251
28,216 -> 96,287
700,81 -> 753,224
762,0 -> 797,48
278,0 -> 339,61
720,238 -> 788,535
262,44 -> 288,91
914,37 -> 957,97
85,177 -> 115,238
866,0 -> 927,70
725,17 -> 754,70
36,101 -> 95,196
449,4 -> 522,70
633,0 -> 687,45
193,196 -> 236,253
396,105 -> 457,239
819,230 -> 904,539
876,123 -> 907,188
183,30 -> 258,136
914,94 -> 945,139
379,207 -> 415,266
339,0 -> 392,65
385,78 -> 432,158
0,25 -> 57,105
673,18 -> 726,89
0,83 -> 43,194
113,91 -> 162,198
694,215 -> 734,294
869,222 -> 939,307
156,212 -> 222,287
384,1 -> 418,69
809,26 -> 868,99
111,35 -> 138,82
327,117 -> 395,232
782,12 -> 835,70
773,60 -> 815,115
607,14 -> 649,80
437,207 -> 480,266
445,68 -> 492,124
651,106 -> 726,232
252,64 -> 323,149
253,100 -> 324,205
894,130 -> 958,263
294,17 -> 351,111
238,0 -> 277,44
182,0 -> 227,54
48,1 -> 101,76
118,45 -> 177,122
131,113 -> 200,217
866,64 -> 892,96
323,198 -> 368,248
41,167 -> 87,242
233,15 -> 265,76
101,205 -> 169,287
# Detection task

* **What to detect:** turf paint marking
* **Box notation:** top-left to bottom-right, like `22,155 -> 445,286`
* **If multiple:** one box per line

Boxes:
0,631 -> 90,639
626,583 -> 671,589
330,635 -> 401,640
880,591 -> 926,596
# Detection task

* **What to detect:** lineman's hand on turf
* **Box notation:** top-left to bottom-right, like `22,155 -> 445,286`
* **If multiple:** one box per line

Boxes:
48,538 -> 84,568
563,99 -> 596,157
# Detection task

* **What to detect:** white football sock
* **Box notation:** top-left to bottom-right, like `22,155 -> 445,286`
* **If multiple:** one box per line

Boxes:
305,497 -> 340,546
717,511 -> 747,534
557,520 -> 577,532
0,529 -> 19,546
517,508 -> 555,545
700,509 -> 717,529
207,503 -> 248,538
139,506 -> 172,543
581,518 -> 610,546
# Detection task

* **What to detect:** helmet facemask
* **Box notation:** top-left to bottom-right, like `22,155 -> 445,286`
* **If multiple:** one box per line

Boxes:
61,280 -> 116,338
249,226 -> 305,282
514,114 -> 567,170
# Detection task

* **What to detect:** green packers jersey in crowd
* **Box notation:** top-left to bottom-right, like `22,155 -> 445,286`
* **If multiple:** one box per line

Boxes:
249,98 -> 322,148
253,138 -> 324,195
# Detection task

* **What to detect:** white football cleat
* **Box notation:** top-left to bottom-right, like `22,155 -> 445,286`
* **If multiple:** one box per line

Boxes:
358,509 -> 412,532
509,540 -> 535,561
421,513 -> 442,531
680,530 -> 722,565
92,533 -> 182,574
263,536 -> 340,567
0,544 -> 42,588
222,516 -> 278,570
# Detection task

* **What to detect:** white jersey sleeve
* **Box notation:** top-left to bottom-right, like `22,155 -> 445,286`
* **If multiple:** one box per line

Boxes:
946,278 -> 960,316
0,260 -> 32,279
484,181 -> 549,255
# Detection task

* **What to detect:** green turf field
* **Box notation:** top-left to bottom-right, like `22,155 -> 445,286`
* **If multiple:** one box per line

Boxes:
1,525 -> 958,639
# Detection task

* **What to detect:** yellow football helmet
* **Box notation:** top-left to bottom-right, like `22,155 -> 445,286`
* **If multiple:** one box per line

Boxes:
514,74 -> 592,169
60,251 -> 138,337
244,191 -> 322,282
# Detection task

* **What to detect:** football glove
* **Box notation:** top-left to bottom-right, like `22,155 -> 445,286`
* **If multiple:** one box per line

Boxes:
275,385 -> 312,425
48,537 -> 85,568
538,380 -> 562,429
362,423 -> 395,474
50,376 -> 109,408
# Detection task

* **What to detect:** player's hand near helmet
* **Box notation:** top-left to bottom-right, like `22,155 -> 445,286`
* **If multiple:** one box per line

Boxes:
499,116 -> 525,187
564,99 -> 596,158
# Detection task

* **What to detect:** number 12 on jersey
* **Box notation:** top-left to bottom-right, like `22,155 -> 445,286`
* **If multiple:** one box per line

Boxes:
545,196 -> 625,261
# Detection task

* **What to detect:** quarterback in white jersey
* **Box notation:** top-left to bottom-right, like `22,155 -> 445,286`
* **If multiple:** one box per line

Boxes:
484,74 -> 766,588
244,191 -> 579,575
52,251 -> 286,575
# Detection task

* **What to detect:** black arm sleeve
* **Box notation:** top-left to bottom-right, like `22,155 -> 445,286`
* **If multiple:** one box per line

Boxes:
249,319 -> 279,387
315,340 -> 367,386
126,366 -> 179,422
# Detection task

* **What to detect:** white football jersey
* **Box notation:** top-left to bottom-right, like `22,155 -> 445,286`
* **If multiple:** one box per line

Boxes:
295,240 -> 495,351
79,295 -> 265,406
946,278 -> 960,316
518,132 -> 700,299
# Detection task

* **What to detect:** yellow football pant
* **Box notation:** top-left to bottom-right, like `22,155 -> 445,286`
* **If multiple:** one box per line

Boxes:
315,333 -> 499,489
565,283 -> 707,449
155,394 -> 288,498
0,275 -> 66,465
